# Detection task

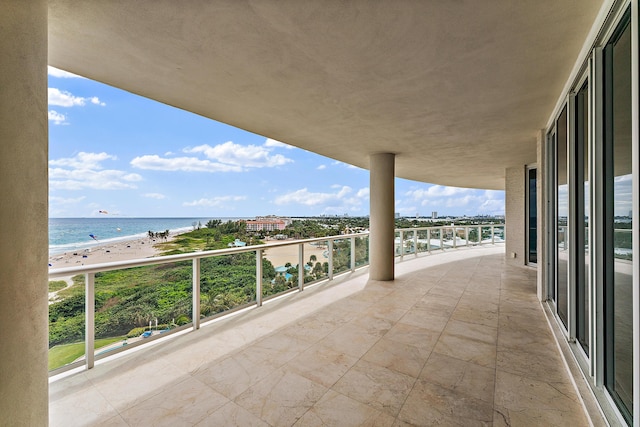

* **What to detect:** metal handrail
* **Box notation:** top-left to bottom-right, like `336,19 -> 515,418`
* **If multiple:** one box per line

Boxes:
48,224 -> 504,376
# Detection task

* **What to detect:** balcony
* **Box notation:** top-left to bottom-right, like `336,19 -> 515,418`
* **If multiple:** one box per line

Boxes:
49,240 -> 590,426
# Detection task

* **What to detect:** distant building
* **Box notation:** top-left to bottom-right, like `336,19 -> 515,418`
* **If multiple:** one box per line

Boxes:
431,211 -> 438,219
245,216 -> 290,232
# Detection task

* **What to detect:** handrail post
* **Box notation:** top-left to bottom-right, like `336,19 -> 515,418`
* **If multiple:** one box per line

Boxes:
298,243 -> 304,291
192,258 -> 200,331
478,226 -> 482,245
328,240 -> 334,280
399,230 -> 404,260
440,227 -> 444,251
453,227 -> 457,248
414,230 -> 418,257
350,236 -> 356,272
465,226 -> 469,247
85,272 -> 95,370
427,228 -> 431,253
491,225 -> 495,244
256,249 -> 263,306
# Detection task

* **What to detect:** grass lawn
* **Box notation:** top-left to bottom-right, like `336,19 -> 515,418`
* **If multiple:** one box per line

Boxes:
48,280 -> 67,292
49,336 -> 125,371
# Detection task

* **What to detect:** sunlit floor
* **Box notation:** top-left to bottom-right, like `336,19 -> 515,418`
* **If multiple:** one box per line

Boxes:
49,246 -> 589,426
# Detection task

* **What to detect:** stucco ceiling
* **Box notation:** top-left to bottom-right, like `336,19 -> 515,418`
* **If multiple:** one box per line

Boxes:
48,0 -> 604,190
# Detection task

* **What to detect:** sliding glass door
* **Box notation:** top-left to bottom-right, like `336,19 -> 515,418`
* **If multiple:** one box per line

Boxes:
526,167 -> 537,265
575,80 -> 590,354
556,106 -> 569,328
602,10 -> 632,423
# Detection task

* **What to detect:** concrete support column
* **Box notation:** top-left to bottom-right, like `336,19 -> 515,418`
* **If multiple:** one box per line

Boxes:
505,166 -> 525,267
369,153 -> 395,281
0,1 -> 49,425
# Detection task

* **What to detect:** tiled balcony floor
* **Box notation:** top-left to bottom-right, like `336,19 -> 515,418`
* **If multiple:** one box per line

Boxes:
50,246 -> 589,426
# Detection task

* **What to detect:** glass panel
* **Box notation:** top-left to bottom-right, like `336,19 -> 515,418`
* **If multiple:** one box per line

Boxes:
556,105 -> 569,327
262,245 -> 300,297
430,228 -> 442,250
201,254 -> 257,317
93,262 -> 191,356
528,168 -> 538,264
49,274 -> 85,371
354,235 -> 369,267
416,230 -> 430,253
603,12 -> 632,421
332,239 -> 352,275
576,80 -> 590,353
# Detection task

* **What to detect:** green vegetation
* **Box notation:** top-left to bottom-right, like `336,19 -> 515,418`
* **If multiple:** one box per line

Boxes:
48,220 -> 274,371
48,280 -> 67,293
48,336 -> 125,370
48,216 -> 499,371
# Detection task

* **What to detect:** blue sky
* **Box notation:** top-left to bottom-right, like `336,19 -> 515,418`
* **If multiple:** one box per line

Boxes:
48,67 -> 505,218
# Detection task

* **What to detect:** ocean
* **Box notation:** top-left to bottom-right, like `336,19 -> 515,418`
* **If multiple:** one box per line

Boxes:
49,217 -> 245,255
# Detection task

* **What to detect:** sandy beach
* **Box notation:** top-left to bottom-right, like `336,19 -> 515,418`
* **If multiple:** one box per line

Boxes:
48,235 -> 329,271
48,236 -> 168,269
262,241 -> 329,268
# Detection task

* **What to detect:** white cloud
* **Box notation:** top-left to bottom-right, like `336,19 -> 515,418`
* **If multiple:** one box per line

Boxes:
48,110 -> 67,125
49,195 -> 86,204
401,185 -> 504,216
90,96 -> 106,106
50,152 -> 116,169
275,187 -> 350,206
274,185 -> 369,213
143,193 -> 166,200
133,141 -> 294,173
185,141 -> 293,168
356,188 -> 370,198
264,138 -> 294,149
48,66 -> 85,79
48,88 -> 105,107
317,164 -> 327,170
405,185 -> 468,199
331,160 -> 361,170
183,196 -> 247,207
130,155 -> 243,172
49,152 -> 142,191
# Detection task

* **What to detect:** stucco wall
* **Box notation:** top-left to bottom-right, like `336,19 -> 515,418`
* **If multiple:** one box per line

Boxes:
505,166 -> 525,266
0,2 -> 49,424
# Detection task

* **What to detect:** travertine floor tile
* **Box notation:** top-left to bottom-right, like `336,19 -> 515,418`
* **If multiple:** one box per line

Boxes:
332,359 -> 416,416
235,368 -> 327,426
119,377 -> 229,426
193,351 -> 277,400
398,379 -> 494,426
319,322 -> 385,358
293,390 -> 395,427
384,322 -> 441,352
288,343 -> 359,388
49,249 -> 592,426
419,352 -> 495,404
494,369 -> 589,425
50,386 -> 119,427
363,337 -> 432,378
196,401 -> 269,427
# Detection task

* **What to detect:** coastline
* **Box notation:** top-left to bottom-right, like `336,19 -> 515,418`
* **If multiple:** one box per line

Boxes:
48,235 -> 170,269
48,233 -> 330,271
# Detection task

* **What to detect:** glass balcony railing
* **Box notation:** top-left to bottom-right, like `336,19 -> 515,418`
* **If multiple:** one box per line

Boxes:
48,224 -> 504,374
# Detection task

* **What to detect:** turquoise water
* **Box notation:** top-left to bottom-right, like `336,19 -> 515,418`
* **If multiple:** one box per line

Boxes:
49,217 -> 245,255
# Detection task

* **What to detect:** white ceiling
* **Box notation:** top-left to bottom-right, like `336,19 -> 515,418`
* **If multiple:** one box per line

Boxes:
48,0 -> 604,189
